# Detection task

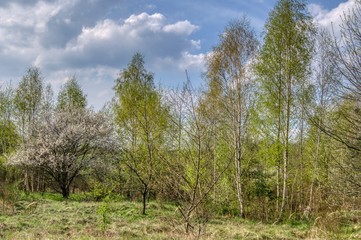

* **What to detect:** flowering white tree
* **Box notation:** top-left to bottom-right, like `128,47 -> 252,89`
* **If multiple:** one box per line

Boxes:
11,108 -> 116,198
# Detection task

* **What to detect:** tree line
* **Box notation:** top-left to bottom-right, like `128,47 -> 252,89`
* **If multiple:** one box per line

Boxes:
1,0 -> 361,231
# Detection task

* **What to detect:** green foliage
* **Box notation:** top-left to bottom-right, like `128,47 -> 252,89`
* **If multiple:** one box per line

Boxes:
0,84 -> 14,122
202,17 -> 259,218
14,67 -> 43,113
0,120 -> 18,157
0,181 -> 23,214
256,0 -> 315,124
14,66 -> 43,137
57,76 -> 87,110
90,179 -> 117,201
114,53 -> 170,214
96,197 -> 111,233
254,0 -> 315,220
115,53 -> 169,135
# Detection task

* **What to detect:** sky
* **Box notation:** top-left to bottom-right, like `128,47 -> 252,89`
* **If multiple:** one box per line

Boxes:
0,0 -> 356,109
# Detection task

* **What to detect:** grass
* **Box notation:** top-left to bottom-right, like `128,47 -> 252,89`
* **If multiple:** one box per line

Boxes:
0,193 -> 360,239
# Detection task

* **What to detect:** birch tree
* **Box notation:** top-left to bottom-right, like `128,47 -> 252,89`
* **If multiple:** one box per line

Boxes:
318,0 -> 361,196
0,84 -> 18,167
306,29 -> 339,215
14,67 -> 43,192
256,0 -> 314,221
14,67 -> 43,139
204,18 -> 258,217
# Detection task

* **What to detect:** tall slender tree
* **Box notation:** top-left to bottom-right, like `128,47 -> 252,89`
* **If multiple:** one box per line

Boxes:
114,53 -> 169,215
256,0 -> 314,221
14,66 -> 43,192
306,29 -> 339,215
317,0 -> 361,196
0,84 -> 18,167
204,18 -> 258,217
14,67 -> 43,139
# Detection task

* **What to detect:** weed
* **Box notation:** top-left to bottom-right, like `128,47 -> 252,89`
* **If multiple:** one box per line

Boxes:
96,197 -> 111,234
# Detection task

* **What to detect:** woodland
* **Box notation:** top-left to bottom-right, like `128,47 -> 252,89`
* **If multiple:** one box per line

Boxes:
1,0 -> 361,239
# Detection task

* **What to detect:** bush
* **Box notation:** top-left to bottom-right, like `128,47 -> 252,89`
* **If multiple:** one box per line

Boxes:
316,210 -> 361,233
89,179 -> 117,201
0,181 -> 23,214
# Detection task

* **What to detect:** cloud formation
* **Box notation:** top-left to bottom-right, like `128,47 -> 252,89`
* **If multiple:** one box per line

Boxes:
0,0 -> 205,108
0,0 -> 204,76
35,12 -> 202,71
308,0 -> 356,31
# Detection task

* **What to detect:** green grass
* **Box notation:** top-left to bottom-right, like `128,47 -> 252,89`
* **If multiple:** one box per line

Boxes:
0,193 -> 360,239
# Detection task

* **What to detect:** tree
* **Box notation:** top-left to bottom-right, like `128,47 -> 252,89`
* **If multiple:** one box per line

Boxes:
41,84 -> 54,115
57,76 -> 87,110
14,67 -> 43,139
256,0 -> 314,221
324,0 -> 361,151
14,66 -> 44,192
10,108 -> 114,199
0,85 -> 18,167
0,84 -> 17,156
0,83 -> 15,124
0,121 -> 18,160
203,18 -> 258,217
167,76 -> 232,234
310,0 -> 361,197
114,53 -> 169,214
306,29 -> 339,215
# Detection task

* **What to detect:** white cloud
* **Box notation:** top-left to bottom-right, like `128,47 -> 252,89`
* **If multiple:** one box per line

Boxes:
0,1 -> 202,75
153,51 -> 207,74
36,12 -> 201,72
308,0 -> 356,31
0,0 -> 76,32
124,13 -> 165,31
179,52 -> 207,71
163,20 -> 199,35
0,1 -> 204,109
0,0 -> 79,77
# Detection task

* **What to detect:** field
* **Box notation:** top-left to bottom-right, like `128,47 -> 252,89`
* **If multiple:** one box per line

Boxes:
1,193 -> 360,240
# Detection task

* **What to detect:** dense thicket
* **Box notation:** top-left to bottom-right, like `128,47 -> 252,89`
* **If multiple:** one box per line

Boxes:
1,0 -> 361,232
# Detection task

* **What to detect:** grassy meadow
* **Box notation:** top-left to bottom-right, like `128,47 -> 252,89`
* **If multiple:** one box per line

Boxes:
1,193 -> 361,239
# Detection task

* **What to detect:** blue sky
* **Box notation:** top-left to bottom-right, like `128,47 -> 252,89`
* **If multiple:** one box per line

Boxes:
0,0 -> 355,109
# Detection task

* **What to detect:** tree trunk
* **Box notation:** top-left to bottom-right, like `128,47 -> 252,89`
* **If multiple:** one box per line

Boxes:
61,186 -> 70,199
235,168 -> 244,217
276,68 -> 283,215
277,67 -> 291,223
185,218 -> 191,234
142,187 -> 148,215
235,149 -> 244,218
37,173 -> 40,192
234,84 -> 245,218
24,171 -> 30,192
30,172 -> 34,192
309,124 -> 321,212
